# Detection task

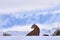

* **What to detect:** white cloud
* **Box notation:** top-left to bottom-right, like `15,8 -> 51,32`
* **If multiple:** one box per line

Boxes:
0,22 -> 60,32
2,24 -> 33,32
0,0 -> 60,13
2,23 -> 54,32
52,10 -> 60,14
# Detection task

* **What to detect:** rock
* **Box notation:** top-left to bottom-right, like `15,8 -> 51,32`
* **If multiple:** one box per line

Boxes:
43,34 -> 49,36
3,32 -> 11,36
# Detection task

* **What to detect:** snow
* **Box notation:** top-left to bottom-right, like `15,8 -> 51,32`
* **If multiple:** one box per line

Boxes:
0,27 -> 58,36
0,36 -> 60,40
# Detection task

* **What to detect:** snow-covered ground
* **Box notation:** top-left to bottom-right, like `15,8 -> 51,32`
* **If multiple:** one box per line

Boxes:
0,36 -> 60,40
0,27 -> 58,36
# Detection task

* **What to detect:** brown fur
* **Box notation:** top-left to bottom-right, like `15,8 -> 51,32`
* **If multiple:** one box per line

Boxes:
26,24 -> 40,36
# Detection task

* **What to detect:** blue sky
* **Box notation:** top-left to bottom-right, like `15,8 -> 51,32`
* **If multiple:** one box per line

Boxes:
0,0 -> 60,32
0,10 -> 60,30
